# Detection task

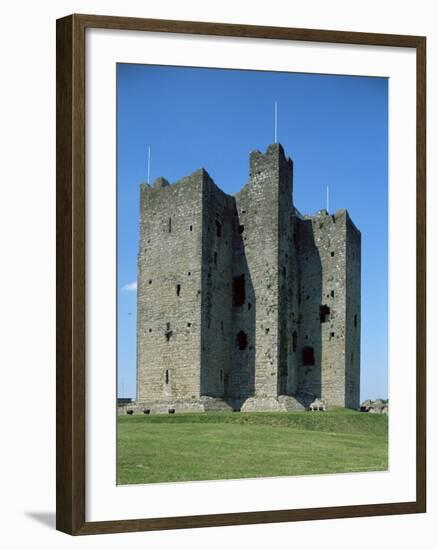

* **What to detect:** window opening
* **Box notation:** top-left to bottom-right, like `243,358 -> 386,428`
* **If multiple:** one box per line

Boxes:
236,331 -> 248,350
302,346 -> 315,366
292,331 -> 297,352
233,274 -> 245,306
319,304 -> 331,323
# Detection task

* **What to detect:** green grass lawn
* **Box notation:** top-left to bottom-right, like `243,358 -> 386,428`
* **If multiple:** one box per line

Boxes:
117,409 -> 388,485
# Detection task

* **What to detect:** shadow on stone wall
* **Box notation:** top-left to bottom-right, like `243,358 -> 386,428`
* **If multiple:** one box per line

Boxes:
227,205 -> 256,409
295,219 -> 322,407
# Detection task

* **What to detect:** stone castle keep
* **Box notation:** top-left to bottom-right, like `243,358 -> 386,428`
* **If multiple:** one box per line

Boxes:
132,143 -> 361,413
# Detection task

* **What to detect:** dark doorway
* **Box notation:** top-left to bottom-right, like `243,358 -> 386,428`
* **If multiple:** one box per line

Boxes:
302,346 -> 315,366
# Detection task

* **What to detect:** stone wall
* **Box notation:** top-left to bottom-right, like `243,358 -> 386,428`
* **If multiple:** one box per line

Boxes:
278,151 -> 299,397
296,209 -> 361,408
311,209 -> 349,407
200,175 -> 235,397
345,216 -> 361,409
232,144 -> 293,407
295,216 -> 323,403
136,172 -> 204,404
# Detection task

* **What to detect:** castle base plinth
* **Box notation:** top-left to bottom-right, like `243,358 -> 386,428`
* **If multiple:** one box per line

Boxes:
118,395 -> 311,414
117,396 -> 234,415
240,395 -> 306,412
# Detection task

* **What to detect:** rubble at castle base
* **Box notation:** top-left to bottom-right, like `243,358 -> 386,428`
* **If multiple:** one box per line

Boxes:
360,399 -> 389,414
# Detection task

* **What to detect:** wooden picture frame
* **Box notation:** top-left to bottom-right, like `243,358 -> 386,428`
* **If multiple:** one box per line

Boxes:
56,13 -> 426,535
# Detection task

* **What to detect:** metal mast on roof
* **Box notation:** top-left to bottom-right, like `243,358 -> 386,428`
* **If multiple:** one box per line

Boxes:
147,145 -> 151,184
274,102 -> 278,143
326,185 -> 330,213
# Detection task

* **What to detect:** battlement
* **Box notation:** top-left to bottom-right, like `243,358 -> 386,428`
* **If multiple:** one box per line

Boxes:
144,145 -> 293,204
249,143 -> 293,186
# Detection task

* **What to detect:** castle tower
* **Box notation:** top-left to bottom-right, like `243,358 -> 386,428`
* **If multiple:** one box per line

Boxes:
231,144 -> 300,410
296,209 -> 361,409
133,144 -> 361,413
136,171 -> 206,409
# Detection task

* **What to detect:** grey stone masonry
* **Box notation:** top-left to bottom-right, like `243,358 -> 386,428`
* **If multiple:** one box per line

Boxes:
129,143 -> 361,414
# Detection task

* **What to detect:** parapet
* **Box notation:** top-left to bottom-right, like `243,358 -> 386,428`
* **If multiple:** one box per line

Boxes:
153,177 -> 170,189
249,143 -> 292,180
304,208 -> 347,222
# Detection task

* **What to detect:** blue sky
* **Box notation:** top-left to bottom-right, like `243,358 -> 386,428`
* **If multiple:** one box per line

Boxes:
117,63 -> 388,402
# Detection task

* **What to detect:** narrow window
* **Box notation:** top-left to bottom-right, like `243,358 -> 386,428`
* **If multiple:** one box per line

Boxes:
176,284 -> 181,296
148,328 -> 152,333
238,224 -> 245,234
330,331 -> 335,339
221,320 -> 224,333
220,369 -> 223,382
331,290 -> 335,298
148,279 -> 152,285
265,328 -> 270,334
214,252 -> 217,266
354,314 -> 358,328
351,352 -> 354,365
165,322 -> 172,342
248,302 -> 252,310
319,304 -> 331,323
188,271 -> 191,276
292,331 -> 297,352
233,274 -> 245,306
189,225 -> 193,231
187,322 -> 191,327
236,331 -> 248,350
331,251 -> 335,257
215,220 -> 222,237
165,370 -> 169,384
302,346 -> 315,366
168,217 -> 172,233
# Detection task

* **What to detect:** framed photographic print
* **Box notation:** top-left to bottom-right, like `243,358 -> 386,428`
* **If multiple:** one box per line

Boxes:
56,14 -> 426,535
